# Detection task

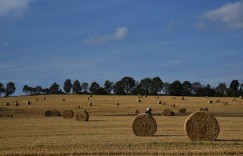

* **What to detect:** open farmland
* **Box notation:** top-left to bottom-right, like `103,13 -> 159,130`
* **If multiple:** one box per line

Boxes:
1,95 -> 243,155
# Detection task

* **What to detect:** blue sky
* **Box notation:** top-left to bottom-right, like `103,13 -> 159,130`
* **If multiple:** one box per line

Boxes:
0,0 -> 243,95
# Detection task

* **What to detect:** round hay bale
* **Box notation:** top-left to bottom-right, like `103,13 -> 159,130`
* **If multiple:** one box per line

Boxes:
134,110 -> 140,114
89,94 -> 92,97
181,97 -> 184,100
132,113 -> 157,136
26,101 -> 31,105
200,107 -> 209,111
89,102 -> 92,106
208,100 -> 212,104
184,111 -> 220,141
179,108 -> 186,113
215,99 -> 220,103
62,98 -> 65,102
76,110 -> 89,121
15,103 -> 19,106
171,104 -> 176,107
162,109 -> 172,116
158,101 -> 162,104
63,110 -> 74,118
171,111 -> 175,116
45,110 -> 52,117
137,99 -> 141,103
5,102 -> 9,106
52,110 -> 61,117
43,97 -> 46,100
239,96 -> 242,99
232,98 -> 236,101
116,102 -> 119,106
35,98 -> 39,101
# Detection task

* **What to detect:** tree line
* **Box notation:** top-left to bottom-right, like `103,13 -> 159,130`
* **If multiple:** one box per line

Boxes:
0,76 -> 243,97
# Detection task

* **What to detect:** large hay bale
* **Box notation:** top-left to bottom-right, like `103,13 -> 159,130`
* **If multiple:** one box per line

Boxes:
162,109 -> 172,116
63,110 -> 74,118
76,110 -> 89,121
52,110 -> 61,117
179,108 -> 186,113
45,110 -> 52,117
132,113 -> 157,136
137,99 -> 141,103
184,111 -> 220,141
208,100 -> 213,104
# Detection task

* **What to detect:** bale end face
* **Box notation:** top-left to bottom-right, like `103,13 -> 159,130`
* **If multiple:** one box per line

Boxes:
76,110 -> 89,121
162,109 -> 172,116
63,110 -> 74,118
184,111 -> 220,141
132,113 -> 157,136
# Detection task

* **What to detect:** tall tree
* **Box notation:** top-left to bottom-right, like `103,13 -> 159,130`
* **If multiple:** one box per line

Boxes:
50,82 -> 60,94
163,82 -> 170,95
89,81 -> 100,94
192,82 -> 202,96
35,86 -> 43,94
229,80 -> 240,97
63,79 -> 72,94
151,76 -> 164,95
113,81 -> 125,95
82,82 -> 89,92
73,80 -> 81,94
104,80 -> 113,94
23,85 -> 31,95
169,80 -> 182,96
140,78 -> 152,95
182,81 -> 192,96
5,82 -> 16,97
0,83 -> 5,97
215,83 -> 227,96
120,76 -> 135,94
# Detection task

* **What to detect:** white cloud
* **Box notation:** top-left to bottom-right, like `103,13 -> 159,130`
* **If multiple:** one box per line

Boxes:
82,27 -> 128,44
192,22 -> 208,30
201,1 -> 243,29
0,0 -> 29,16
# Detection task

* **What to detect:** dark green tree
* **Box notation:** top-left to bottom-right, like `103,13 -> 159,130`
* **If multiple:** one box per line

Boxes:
113,81 -> 125,95
50,82 -> 60,94
0,83 -> 5,97
89,81 -> 101,94
35,86 -> 43,94
23,85 -> 31,95
104,80 -> 113,94
192,82 -> 202,96
120,76 -> 135,94
151,76 -> 164,95
73,80 -> 81,94
63,79 -> 72,94
229,80 -> 240,97
5,82 -> 16,96
81,82 -> 89,92
215,83 -> 227,96
169,80 -> 182,96
163,82 -> 170,95
182,81 -> 192,96
140,78 -> 152,95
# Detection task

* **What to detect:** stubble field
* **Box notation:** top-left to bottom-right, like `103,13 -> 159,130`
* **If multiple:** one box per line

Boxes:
0,95 -> 243,155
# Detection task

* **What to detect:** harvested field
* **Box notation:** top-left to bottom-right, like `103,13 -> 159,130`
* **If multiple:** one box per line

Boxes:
0,95 -> 243,155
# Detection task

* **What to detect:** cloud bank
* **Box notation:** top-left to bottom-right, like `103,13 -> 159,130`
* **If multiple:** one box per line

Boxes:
199,1 -> 243,29
0,0 -> 29,16
82,27 -> 128,44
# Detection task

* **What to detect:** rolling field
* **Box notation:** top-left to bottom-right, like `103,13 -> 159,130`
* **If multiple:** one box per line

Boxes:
1,95 -> 243,155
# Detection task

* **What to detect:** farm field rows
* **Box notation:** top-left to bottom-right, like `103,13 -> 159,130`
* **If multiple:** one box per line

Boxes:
1,95 -> 243,155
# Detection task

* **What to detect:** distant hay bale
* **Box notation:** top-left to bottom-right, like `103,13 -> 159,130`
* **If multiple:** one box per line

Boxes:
162,102 -> 166,105
45,110 -> 52,117
200,107 -> 209,111
240,96 -> 242,99
181,97 -> 184,100
115,102 -> 119,106
134,110 -> 140,114
43,97 -> 46,100
171,104 -> 176,107
5,102 -> 9,106
26,101 -> 31,105
76,105 -> 81,109
208,100 -> 212,104
62,98 -> 65,102
35,98 -> 39,101
137,99 -> 141,103
205,96 -> 209,98
52,110 -> 61,117
76,110 -> 89,121
184,111 -> 220,141
132,113 -> 157,136
158,101 -> 162,104
171,111 -> 175,116
232,98 -> 236,101
15,103 -> 19,106
89,102 -> 92,106
89,95 -> 92,98
223,102 -> 228,105
215,99 -> 220,103
63,110 -> 74,118
179,108 -> 187,113
162,109 -> 172,116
